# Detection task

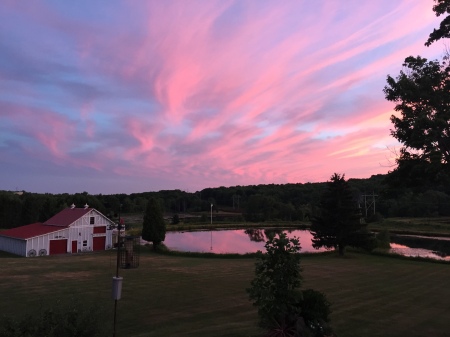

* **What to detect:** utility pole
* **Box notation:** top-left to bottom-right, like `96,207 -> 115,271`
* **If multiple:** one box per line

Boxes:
112,205 -> 123,337
361,192 -> 378,217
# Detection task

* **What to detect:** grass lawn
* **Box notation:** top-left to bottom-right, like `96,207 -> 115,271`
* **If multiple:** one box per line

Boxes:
368,217 -> 450,236
1,249 -> 449,337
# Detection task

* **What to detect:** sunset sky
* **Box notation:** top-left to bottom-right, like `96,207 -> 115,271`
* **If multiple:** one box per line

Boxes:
0,1 -> 445,194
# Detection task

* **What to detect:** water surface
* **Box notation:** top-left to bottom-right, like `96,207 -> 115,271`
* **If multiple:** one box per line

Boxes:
156,229 -> 450,260
162,229 -> 326,254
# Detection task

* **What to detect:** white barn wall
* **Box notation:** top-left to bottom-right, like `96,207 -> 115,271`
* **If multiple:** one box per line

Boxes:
25,228 -> 69,256
69,210 -> 114,252
69,226 -> 94,252
0,236 -> 26,256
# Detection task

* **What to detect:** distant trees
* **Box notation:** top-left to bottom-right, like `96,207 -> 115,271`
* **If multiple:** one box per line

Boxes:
141,197 -> 166,249
311,173 -> 370,256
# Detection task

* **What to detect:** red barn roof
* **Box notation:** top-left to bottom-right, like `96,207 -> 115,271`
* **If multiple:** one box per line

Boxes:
0,223 -> 68,240
44,207 -> 92,226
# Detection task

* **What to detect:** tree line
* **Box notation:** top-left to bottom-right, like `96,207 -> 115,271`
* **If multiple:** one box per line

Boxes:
1,171 -> 449,229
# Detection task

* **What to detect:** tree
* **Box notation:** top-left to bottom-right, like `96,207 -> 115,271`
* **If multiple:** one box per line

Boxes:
142,197 -> 166,249
383,56 -> 450,188
247,233 -> 303,329
311,173 -> 367,256
425,0 -> 450,46
247,233 -> 332,336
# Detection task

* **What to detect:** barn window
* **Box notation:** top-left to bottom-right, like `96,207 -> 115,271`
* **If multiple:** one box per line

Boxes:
90,216 -> 95,225
83,240 -> 87,247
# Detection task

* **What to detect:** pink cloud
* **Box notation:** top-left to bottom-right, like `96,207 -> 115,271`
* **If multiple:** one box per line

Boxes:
0,0 -> 444,193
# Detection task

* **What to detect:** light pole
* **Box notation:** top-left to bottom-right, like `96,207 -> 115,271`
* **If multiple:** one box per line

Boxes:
210,204 -> 213,251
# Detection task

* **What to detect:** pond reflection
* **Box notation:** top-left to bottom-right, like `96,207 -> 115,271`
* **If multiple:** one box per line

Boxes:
143,229 -> 450,260
389,235 -> 450,261
162,229 -> 326,254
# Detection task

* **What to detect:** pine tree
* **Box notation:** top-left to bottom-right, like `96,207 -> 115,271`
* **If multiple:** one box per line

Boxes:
142,197 -> 166,249
311,173 -> 367,256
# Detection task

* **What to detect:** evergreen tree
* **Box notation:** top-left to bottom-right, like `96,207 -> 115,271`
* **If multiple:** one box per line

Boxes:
311,173 -> 368,256
142,197 -> 166,249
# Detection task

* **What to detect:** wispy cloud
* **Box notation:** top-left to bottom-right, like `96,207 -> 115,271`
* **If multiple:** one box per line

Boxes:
0,0 -> 443,193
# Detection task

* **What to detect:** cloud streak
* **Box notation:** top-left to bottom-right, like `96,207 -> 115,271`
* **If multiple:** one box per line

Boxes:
0,0 -> 444,193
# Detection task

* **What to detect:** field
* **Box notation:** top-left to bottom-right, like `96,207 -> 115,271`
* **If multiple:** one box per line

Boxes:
368,217 -> 450,236
1,249 -> 450,337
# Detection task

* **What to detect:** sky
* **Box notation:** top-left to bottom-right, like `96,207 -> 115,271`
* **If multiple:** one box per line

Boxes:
0,0 -> 445,194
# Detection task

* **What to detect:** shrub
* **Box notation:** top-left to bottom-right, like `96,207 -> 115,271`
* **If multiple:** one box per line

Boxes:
366,212 -> 384,223
0,299 -> 108,337
375,229 -> 391,249
298,289 -> 332,337
171,213 -> 180,225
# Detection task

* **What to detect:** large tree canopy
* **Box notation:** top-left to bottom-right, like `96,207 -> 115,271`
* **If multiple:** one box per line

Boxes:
383,56 -> 450,186
425,0 -> 450,46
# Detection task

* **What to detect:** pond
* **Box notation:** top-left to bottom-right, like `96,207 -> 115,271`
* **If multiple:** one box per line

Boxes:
157,229 -> 328,254
152,229 -> 450,260
390,234 -> 450,261
160,229 -> 327,254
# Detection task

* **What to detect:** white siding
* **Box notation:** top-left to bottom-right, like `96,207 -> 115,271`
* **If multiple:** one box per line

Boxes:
69,226 -> 93,252
0,236 -> 26,256
69,210 -> 114,252
25,228 -> 69,256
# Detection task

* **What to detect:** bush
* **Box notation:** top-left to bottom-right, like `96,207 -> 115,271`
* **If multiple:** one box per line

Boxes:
366,212 -> 384,223
0,299 -> 108,337
298,289 -> 332,337
375,229 -> 391,249
171,213 -> 180,225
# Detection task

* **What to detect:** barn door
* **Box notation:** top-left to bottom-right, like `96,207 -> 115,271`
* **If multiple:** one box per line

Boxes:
72,240 -> 77,253
93,236 -> 106,251
49,239 -> 68,255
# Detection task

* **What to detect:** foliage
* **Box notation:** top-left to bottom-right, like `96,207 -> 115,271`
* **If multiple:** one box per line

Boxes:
141,197 -> 166,249
375,229 -> 391,249
247,233 -> 303,328
2,170 -> 450,229
384,56 -> 450,190
311,173 -> 368,256
0,299 -> 107,337
247,233 -> 333,337
366,212 -> 384,223
171,213 -> 180,225
299,289 -> 332,337
425,0 -> 450,46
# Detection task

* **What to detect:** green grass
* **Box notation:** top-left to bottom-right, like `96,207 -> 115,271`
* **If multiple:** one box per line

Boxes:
2,250 -> 449,336
368,217 -> 450,236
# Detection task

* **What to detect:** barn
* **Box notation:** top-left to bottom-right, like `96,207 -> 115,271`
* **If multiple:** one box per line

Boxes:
0,204 -> 115,257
